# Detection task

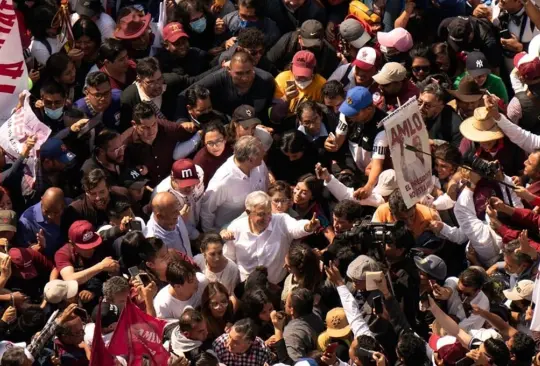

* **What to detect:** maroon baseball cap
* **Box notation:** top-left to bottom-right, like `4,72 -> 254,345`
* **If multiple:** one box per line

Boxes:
68,220 -> 102,250
517,54 -> 540,82
429,335 -> 468,365
172,159 -> 199,188
162,22 -> 189,43
8,248 -> 38,279
292,50 -> 317,78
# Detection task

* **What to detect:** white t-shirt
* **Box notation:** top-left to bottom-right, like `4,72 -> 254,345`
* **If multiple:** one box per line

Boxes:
153,272 -> 208,320
193,254 -> 240,294
83,323 -> 113,347
30,37 -> 65,65
336,114 -> 388,172
445,277 -> 490,332
71,12 -> 116,40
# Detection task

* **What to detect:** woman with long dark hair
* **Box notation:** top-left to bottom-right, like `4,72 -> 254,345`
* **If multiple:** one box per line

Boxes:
72,17 -> 102,87
281,242 -> 322,302
200,282 -> 235,340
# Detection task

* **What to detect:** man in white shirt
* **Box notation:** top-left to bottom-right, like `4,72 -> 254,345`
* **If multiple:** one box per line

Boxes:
71,0 -> 116,40
201,136 -> 269,232
154,159 -> 204,239
145,192 -> 192,257
153,260 -> 208,320
221,191 -> 320,284
437,268 -> 490,332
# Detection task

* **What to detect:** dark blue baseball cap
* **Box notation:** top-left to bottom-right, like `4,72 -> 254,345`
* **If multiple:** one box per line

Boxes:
39,138 -> 76,164
339,86 -> 373,117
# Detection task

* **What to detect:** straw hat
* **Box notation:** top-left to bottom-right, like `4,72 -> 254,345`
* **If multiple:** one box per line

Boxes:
459,107 -> 504,142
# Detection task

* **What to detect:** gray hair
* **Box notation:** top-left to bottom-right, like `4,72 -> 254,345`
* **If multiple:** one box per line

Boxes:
421,83 -> 445,101
234,136 -> 262,163
245,191 -> 271,211
103,276 -> 130,302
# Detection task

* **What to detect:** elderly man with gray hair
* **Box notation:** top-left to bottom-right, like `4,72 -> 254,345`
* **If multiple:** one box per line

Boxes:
201,136 -> 269,232
221,191 -> 320,284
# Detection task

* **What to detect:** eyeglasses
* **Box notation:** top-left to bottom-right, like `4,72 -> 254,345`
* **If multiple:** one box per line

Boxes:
210,300 -> 229,309
206,138 -> 225,148
418,100 -> 439,109
87,88 -> 112,99
412,66 -> 431,73
272,198 -> 289,205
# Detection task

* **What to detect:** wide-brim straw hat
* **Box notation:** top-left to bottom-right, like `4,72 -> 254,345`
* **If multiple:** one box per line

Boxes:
459,107 -> 504,142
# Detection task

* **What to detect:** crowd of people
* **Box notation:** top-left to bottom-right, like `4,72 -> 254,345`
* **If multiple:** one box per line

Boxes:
5,0 -> 540,364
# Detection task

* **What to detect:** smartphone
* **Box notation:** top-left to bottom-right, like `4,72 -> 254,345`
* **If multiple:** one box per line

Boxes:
128,220 -> 143,231
328,132 -> 336,139
500,29 -> 511,39
356,347 -> 375,359
128,266 -> 140,278
138,272 -> 151,286
373,295 -> 383,315
286,80 -> 296,89
366,271 -> 383,291
325,342 -> 339,355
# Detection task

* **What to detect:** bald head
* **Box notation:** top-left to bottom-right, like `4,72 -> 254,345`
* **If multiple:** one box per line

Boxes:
41,188 -> 65,224
152,192 -> 180,231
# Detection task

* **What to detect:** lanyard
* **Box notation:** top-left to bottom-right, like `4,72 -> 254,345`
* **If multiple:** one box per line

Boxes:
175,225 -> 188,255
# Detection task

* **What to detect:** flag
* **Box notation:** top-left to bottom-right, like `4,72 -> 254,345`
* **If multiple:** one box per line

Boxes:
108,298 -> 169,366
90,300 -> 116,366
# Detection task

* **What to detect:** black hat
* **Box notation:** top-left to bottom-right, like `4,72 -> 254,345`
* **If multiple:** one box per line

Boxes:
447,17 -> 472,52
466,51 -> 491,78
120,167 -> 149,190
92,303 -> 119,328
232,105 -> 261,128
299,20 -> 324,48
75,0 -> 102,18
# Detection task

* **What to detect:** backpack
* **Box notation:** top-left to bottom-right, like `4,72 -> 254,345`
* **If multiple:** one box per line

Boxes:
348,1 -> 381,26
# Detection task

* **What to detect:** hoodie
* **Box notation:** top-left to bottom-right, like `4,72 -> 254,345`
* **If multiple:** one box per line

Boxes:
169,326 -> 203,360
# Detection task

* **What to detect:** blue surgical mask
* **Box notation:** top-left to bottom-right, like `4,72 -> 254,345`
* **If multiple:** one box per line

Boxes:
190,17 -> 207,33
44,106 -> 64,120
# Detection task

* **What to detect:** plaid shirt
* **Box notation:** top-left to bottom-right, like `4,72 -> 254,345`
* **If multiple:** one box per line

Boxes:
212,334 -> 271,366
27,310 -> 59,359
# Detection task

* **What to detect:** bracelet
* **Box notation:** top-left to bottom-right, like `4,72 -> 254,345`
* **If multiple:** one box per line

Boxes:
9,293 -> 14,306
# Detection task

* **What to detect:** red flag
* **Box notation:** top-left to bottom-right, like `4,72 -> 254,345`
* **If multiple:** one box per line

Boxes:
108,298 -> 169,366
90,300 -> 116,366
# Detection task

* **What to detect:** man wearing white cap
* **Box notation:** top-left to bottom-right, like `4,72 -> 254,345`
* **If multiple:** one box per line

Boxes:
329,47 -> 378,92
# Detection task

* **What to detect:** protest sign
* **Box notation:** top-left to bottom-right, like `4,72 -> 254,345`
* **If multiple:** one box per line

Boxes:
382,97 -> 433,208
0,90 -> 51,195
0,0 -> 29,124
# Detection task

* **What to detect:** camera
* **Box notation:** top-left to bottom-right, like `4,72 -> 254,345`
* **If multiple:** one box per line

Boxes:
332,218 -> 397,264
462,150 -> 501,179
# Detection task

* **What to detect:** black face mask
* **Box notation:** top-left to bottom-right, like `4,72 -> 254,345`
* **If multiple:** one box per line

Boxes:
528,83 -> 540,97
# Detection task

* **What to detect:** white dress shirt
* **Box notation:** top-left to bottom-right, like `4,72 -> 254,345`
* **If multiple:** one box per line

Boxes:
454,188 -> 502,267
223,213 -> 310,284
324,175 -> 385,207
145,214 -> 192,257
201,156 -> 269,232
154,165 -> 205,239
495,113 -> 540,153
445,277 -> 490,332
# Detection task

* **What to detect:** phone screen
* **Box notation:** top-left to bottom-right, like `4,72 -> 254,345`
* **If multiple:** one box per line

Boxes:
128,266 -> 140,278
128,220 -> 143,231
138,273 -> 151,286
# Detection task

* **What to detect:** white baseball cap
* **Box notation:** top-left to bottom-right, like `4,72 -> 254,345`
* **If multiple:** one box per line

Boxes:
44,279 -> 79,304
373,169 -> 397,196
352,47 -> 377,71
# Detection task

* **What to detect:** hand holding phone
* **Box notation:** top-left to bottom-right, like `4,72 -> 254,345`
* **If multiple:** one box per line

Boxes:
325,342 -> 339,355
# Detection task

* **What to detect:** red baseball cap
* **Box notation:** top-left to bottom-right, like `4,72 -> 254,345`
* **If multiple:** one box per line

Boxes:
172,159 -> 199,188
292,50 -> 317,78
8,248 -> 37,279
428,335 -> 468,365
517,54 -> 540,82
162,22 -> 189,43
352,47 -> 377,70
68,220 -> 102,250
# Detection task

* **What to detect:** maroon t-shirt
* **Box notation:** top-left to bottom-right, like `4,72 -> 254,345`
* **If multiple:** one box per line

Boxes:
54,244 -> 103,273
373,80 -> 420,113
193,144 -> 233,187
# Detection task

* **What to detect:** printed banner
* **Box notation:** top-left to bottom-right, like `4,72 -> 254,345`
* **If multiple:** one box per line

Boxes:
382,97 -> 433,208
0,0 -> 29,124
0,90 -> 51,193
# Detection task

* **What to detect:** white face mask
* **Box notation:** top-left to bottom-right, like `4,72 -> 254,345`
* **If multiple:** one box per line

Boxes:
295,79 -> 313,90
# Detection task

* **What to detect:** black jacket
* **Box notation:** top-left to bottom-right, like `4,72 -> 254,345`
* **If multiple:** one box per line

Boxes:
264,0 -> 326,34
266,31 -> 341,79
425,105 -> 463,148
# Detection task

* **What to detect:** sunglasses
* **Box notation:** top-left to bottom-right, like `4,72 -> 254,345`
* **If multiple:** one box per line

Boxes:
412,66 -> 431,73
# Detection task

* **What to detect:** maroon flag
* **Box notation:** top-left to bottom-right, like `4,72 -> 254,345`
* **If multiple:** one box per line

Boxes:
90,300 -> 116,366
108,298 -> 169,365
